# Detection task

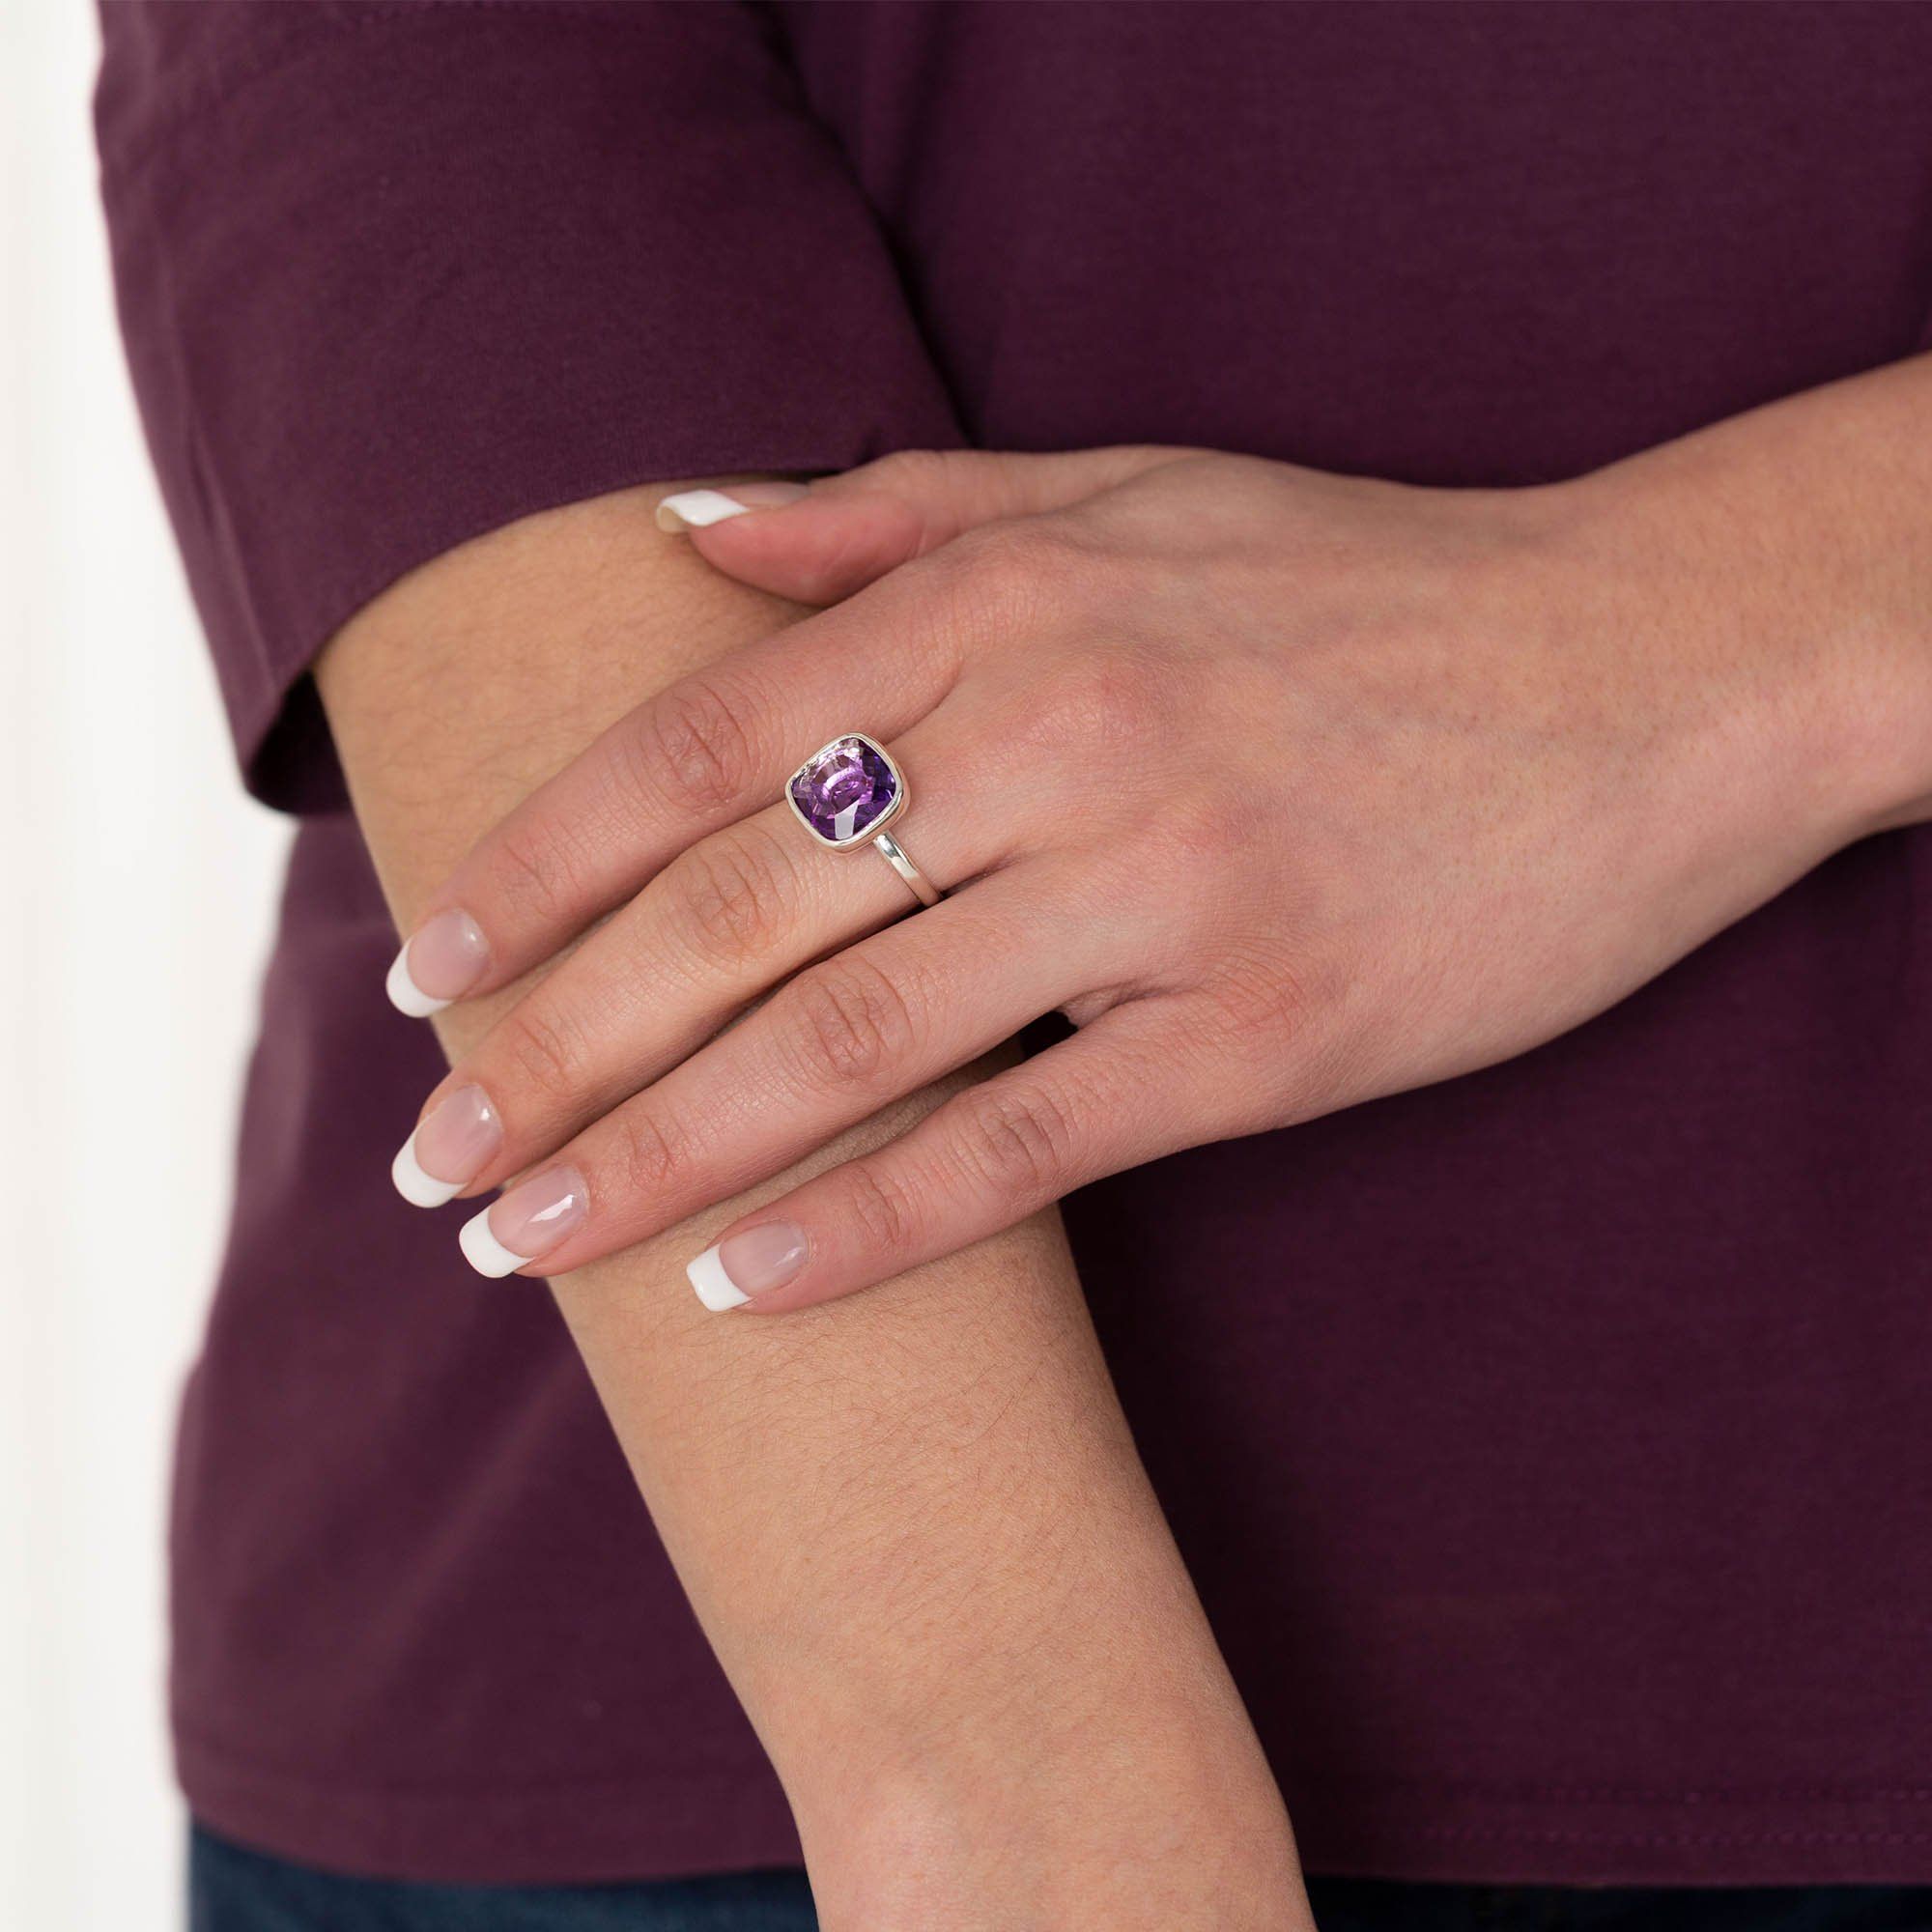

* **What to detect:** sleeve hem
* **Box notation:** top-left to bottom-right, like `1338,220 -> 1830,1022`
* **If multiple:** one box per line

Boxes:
236,436 -> 957,815
99,1 -> 965,812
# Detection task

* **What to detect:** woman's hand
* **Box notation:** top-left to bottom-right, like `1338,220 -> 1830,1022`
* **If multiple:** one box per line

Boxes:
387,374 -> 1926,1311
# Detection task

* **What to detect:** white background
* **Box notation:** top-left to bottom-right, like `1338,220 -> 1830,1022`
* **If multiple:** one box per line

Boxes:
2,6 -> 290,1924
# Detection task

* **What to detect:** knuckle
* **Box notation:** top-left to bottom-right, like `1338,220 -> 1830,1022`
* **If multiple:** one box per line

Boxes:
838,1158 -> 923,1260
953,1081 -> 1081,1200
866,447 -> 960,504
923,524 -> 1060,653
641,674 -> 762,815
1194,947 -> 1364,1117
788,955 -> 921,1091
1151,789 -> 1233,864
1019,645 -> 1165,752
487,817 -> 580,928
611,1102 -> 691,1203
1206,941 -> 1324,1038
668,825 -> 792,970
961,521 -> 1055,598
498,998 -> 593,1112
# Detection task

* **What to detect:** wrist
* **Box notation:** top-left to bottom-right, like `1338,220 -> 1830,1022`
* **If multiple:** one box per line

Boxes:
787,1676 -> 1308,1932
1536,451 -> 1925,858
1554,381 -> 1932,848
726,1529 -> 1307,1927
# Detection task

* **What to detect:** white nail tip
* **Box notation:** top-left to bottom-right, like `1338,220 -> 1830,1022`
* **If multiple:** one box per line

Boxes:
459,1210 -> 533,1279
657,489 -> 752,531
687,1244 -> 751,1313
391,1130 -> 465,1209
385,944 -> 449,1018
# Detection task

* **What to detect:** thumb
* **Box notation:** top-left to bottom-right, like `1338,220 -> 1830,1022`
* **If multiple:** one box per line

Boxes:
654,446 -> 1180,605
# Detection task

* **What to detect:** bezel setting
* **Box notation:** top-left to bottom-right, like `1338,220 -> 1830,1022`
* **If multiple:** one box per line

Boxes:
784,732 -> 910,850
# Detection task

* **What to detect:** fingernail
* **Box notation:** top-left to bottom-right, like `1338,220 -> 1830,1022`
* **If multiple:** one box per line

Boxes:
387,908 -> 490,1017
686,1222 -> 809,1312
655,482 -> 809,532
458,1166 -> 589,1279
392,1084 -> 502,1208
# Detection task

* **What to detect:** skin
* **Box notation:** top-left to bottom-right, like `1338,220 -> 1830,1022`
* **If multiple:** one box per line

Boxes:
334,352 -> 1930,1918
314,495 -> 1312,1931
396,356 -> 1932,1312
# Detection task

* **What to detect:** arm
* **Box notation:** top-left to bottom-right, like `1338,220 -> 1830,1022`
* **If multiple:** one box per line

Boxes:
315,479 -> 1309,1930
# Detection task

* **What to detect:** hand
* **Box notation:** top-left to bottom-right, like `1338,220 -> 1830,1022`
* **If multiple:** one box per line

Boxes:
386,419 -> 1909,1309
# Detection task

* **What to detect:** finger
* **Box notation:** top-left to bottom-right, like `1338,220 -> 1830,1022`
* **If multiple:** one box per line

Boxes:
450,860 -> 1119,1278
660,445 -> 1191,606
392,709 -> 1020,1208
683,1004 -> 1205,1313
385,571 -> 967,1016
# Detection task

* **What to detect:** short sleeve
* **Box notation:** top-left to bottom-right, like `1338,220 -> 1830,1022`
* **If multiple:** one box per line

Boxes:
96,1 -> 963,811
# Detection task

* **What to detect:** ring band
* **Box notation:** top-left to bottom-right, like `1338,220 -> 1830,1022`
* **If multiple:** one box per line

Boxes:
870,828 -> 941,907
784,732 -> 946,909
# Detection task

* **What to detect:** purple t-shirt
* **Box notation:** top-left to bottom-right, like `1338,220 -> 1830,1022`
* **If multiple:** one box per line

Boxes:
97,0 -> 1932,1889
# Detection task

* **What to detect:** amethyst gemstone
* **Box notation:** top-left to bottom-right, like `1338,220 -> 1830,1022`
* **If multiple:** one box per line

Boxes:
789,735 -> 900,845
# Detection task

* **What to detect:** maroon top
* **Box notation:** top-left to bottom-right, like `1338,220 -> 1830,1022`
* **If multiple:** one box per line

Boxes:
98,0 -> 1932,1889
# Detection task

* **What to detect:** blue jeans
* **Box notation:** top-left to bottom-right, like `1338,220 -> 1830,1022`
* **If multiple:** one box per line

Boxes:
188,1830 -> 816,1931
188,1827 -> 1932,1930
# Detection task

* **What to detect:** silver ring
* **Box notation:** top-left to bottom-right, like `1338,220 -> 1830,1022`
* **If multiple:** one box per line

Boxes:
784,732 -> 945,909
870,828 -> 941,908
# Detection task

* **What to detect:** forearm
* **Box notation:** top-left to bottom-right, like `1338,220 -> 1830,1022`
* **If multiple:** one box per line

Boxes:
315,483 -> 1302,1926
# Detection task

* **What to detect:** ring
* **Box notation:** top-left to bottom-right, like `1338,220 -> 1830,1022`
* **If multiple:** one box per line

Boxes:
784,732 -> 944,909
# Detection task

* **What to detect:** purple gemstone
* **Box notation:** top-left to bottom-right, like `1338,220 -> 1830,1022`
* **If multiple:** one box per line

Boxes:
789,735 -> 899,844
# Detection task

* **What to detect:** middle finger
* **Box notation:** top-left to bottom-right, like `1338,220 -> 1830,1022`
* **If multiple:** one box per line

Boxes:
393,708 -> 1031,1208
453,850 -> 1115,1279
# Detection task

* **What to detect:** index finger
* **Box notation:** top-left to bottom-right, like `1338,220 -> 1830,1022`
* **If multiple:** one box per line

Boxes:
384,565 -> 965,1015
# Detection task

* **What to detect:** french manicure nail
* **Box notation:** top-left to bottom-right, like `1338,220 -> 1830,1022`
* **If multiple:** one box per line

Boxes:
655,482 -> 809,532
458,1166 -> 588,1279
386,908 -> 490,1017
392,1085 -> 502,1208
686,1222 -> 809,1312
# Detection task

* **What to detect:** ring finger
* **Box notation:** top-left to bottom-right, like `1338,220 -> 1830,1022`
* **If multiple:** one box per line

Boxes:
394,713 -> 1028,1208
